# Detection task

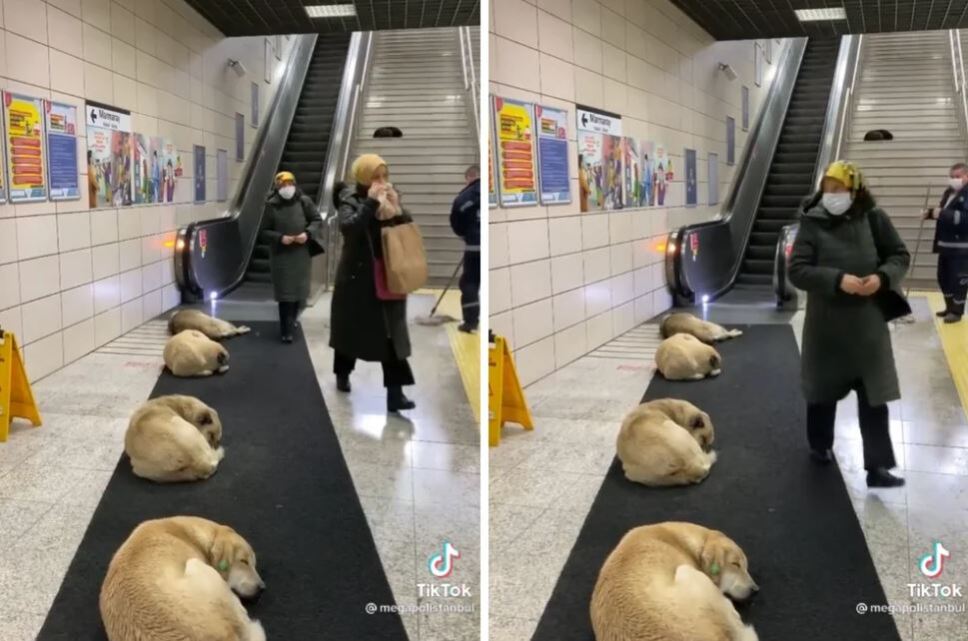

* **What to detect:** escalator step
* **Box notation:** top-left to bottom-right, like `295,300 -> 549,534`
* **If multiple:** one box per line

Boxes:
764,182 -> 813,196
735,273 -> 773,286
747,246 -> 775,261
758,206 -> 800,220
742,259 -> 774,275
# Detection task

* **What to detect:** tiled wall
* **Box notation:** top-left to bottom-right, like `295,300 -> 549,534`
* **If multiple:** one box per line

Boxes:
0,0 -> 295,380
489,0 -> 788,386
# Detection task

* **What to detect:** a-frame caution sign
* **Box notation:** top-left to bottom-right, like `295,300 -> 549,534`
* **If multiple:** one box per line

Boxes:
0,329 -> 42,442
488,334 -> 533,447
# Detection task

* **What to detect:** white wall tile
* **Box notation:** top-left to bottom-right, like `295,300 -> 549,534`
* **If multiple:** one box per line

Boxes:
507,219 -> 550,265
16,216 -> 58,261
512,298 -> 554,348
19,255 -> 60,302
24,331 -> 63,381
490,267 -> 512,315
586,310 -> 615,350
550,253 -> 583,294
537,10 -> 573,62
119,267 -> 141,302
121,296 -> 142,331
493,0 -> 538,48
514,335 -> 556,387
0,219 -> 17,264
21,294 -> 62,343
584,281 -> 611,317
81,0 -> 111,32
509,259 -> 552,307
48,6 -> 84,57
57,212 -> 91,252
552,287 -> 585,330
489,222 -> 510,269
117,210 -> 141,240
0,262 -> 19,309
549,216 -> 582,256
0,305 -> 23,340
583,247 -> 610,284
61,283 -> 93,327
93,274 -> 120,313
554,321 -> 587,369
62,317 -> 95,363
60,248 -> 93,289
82,22 -> 112,67
90,209 -> 118,244
581,214 -> 609,249
4,0 -> 48,45
91,242 -> 119,280
119,238 -> 141,271
5,32 -> 51,85
490,311 -> 514,347
94,306 -> 120,345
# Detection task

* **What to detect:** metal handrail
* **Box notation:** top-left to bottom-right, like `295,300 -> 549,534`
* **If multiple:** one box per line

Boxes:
813,35 -> 861,189
459,26 -> 480,146
950,30 -> 968,144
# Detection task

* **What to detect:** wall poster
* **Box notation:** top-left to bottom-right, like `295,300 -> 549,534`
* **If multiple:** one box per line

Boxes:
576,105 -> 623,212
684,148 -> 697,207
132,134 -> 165,204
741,85 -> 750,131
492,96 -> 538,207
216,149 -> 228,202
488,133 -> 498,207
194,144 -> 206,202
45,101 -> 79,201
726,116 -> 736,165
251,83 -> 259,128
708,152 -> 719,206
85,101 -> 132,208
534,104 -> 570,205
4,92 -> 47,203
623,137 -> 641,207
653,143 -> 673,206
160,138 -> 181,203
641,140 -> 655,207
235,113 -> 245,161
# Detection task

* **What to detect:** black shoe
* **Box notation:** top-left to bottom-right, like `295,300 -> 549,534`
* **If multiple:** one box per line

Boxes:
944,312 -> 963,324
936,309 -> 950,318
387,387 -> 416,412
458,322 -> 478,333
866,468 -> 905,488
336,374 -> 351,393
281,334 -> 293,344
809,448 -> 834,465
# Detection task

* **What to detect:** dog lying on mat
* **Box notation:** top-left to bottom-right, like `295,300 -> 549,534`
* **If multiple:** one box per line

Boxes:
169,309 -> 251,340
655,333 -> 722,380
617,399 -> 717,486
164,330 -> 229,377
100,516 -> 266,641
661,312 -> 743,343
125,395 -> 224,482
591,522 -> 759,641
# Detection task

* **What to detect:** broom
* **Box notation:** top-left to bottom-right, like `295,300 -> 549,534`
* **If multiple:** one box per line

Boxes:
894,186 -> 932,325
415,257 -> 464,326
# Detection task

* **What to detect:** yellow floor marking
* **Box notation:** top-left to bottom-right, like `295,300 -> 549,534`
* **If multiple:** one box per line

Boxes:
424,288 -> 480,421
922,291 -> 968,423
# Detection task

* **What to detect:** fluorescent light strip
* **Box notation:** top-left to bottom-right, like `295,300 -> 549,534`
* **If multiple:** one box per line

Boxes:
305,4 -> 356,18
794,8 -> 847,22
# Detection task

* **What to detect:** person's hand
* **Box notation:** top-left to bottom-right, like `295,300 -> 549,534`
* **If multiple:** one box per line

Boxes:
294,232 -> 308,244
858,274 -> 882,296
367,182 -> 386,199
923,208 -> 935,220
840,274 -> 865,294
281,235 -> 294,245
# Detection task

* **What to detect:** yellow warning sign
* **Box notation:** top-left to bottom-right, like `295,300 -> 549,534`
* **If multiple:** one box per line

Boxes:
0,330 -> 42,442
488,335 -> 533,447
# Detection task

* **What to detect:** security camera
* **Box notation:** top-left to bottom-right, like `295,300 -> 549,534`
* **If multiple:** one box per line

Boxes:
718,63 -> 737,81
227,59 -> 248,78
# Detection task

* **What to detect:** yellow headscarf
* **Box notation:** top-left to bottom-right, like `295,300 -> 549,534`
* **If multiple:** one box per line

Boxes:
824,160 -> 864,191
351,154 -> 387,186
275,171 -> 296,185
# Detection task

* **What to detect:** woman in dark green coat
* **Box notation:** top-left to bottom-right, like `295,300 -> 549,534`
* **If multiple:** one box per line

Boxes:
789,161 -> 909,488
259,171 -> 322,343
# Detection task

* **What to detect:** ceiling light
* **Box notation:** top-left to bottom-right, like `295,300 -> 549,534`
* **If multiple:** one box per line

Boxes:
305,4 -> 356,18
794,8 -> 846,22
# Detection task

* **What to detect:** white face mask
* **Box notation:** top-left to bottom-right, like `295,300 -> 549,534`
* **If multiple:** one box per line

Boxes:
822,192 -> 853,216
279,185 -> 296,200
949,177 -> 965,191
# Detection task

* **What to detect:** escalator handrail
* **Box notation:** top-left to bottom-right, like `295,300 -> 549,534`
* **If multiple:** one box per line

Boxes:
773,222 -> 800,304
812,35 -> 862,190
665,38 -> 807,300
176,34 -> 318,297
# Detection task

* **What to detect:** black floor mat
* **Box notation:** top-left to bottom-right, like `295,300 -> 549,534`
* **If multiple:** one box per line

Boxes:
532,324 -> 901,640
36,322 -> 407,640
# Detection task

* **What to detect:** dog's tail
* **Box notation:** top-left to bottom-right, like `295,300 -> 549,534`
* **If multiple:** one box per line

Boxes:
243,619 -> 266,641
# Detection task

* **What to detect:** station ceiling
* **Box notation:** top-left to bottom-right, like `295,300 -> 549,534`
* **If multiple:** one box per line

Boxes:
184,0 -> 480,36
669,1 -> 968,40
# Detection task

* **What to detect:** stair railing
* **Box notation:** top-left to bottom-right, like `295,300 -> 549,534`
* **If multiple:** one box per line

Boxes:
311,31 -> 375,298
948,30 -> 968,145
458,26 -> 481,148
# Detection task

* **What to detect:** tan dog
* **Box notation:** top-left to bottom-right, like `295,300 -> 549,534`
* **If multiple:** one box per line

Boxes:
164,330 -> 229,377
617,399 -> 717,486
125,395 -> 224,482
168,309 -> 251,340
100,516 -> 266,641
661,313 -> 743,343
591,522 -> 759,641
655,333 -> 722,380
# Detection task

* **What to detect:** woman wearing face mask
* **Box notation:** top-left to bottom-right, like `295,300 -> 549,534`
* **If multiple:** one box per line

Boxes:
259,171 -> 322,343
789,160 -> 910,488
329,154 -> 416,413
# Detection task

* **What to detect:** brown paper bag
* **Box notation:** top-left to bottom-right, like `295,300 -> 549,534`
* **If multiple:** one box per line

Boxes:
381,222 -> 428,294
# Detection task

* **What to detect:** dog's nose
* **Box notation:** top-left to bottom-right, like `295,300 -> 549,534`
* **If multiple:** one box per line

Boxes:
751,582 -> 760,592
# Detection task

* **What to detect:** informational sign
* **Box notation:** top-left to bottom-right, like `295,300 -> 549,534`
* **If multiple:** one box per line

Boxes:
216,149 -> 227,202
708,152 -> 719,206
641,141 -> 655,207
577,106 -> 624,211
235,113 -> 244,161
623,137 -> 641,207
741,86 -> 750,131
492,96 -> 538,207
86,101 -> 132,208
0,330 -> 42,443
654,144 -> 673,206
727,116 -> 736,165
685,148 -> 697,207
576,107 -> 622,136
194,145 -> 206,202
45,101 -> 79,201
534,104 -> 570,205
487,335 -> 533,447
4,92 -> 47,203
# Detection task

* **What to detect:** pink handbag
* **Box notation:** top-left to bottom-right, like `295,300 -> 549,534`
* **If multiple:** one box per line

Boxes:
373,258 -> 406,301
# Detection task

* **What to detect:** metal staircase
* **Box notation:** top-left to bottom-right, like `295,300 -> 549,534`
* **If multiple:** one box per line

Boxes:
349,27 -> 480,285
735,38 -> 840,289
244,35 -> 351,285
844,31 -> 962,290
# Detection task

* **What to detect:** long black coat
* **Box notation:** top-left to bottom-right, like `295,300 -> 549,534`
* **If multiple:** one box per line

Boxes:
259,191 -> 322,302
329,185 -> 412,362
789,196 -> 910,406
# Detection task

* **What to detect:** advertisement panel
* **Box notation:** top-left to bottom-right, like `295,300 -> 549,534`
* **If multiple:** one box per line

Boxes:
534,104 -> 570,205
85,101 -> 132,208
45,101 -> 79,201
5,92 -> 47,202
493,96 -> 538,207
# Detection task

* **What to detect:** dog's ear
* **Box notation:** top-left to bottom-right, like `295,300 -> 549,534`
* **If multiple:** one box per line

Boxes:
210,526 -> 236,574
700,536 -> 727,581
690,414 -> 705,429
198,410 -> 213,426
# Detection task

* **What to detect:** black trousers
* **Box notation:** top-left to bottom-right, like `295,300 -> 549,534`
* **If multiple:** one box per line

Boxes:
459,250 -> 480,326
806,382 -> 896,471
937,253 -> 968,314
333,341 -> 415,388
277,301 -> 304,336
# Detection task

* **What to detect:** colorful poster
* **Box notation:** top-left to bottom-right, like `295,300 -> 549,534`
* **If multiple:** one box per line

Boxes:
726,116 -> 736,165
578,132 -> 603,212
131,134 -> 164,204
194,145 -> 206,202
159,138 -> 180,203
653,144 -> 674,206
45,101 -> 79,201
534,104 -> 570,205
641,141 -> 655,207
708,152 -> 719,206
4,92 -> 47,202
493,96 -> 538,207
623,137 -> 641,207
85,102 -> 132,208
685,148 -> 697,207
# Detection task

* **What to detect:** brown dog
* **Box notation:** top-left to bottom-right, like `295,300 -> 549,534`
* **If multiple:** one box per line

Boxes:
164,330 -> 229,377
655,333 -> 722,380
616,399 -> 717,486
591,522 -> 759,641
168,309 -> 251,340
661,313 -> 743,344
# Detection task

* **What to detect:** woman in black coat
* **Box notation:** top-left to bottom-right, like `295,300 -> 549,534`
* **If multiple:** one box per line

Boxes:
259,171 -> 322,343
329,154 -> 416,412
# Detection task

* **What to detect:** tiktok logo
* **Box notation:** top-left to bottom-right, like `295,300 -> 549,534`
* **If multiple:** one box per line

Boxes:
427,541 -> 460,579
919,541 -> 951,579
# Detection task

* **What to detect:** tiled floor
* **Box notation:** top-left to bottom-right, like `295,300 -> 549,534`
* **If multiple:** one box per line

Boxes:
0,292 -> 479,641
489,296 -> 968,641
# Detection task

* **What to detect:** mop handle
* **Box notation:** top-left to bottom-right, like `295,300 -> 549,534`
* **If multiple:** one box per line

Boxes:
905,186 -> 933,299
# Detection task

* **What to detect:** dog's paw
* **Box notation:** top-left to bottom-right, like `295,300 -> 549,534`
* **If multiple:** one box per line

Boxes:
217,365 -> 230,374
245,620 -> 267,641
709,369 -> 722,377
214,446 -> 225,461
707,450 -> 718,464
237,325 -> 251,334
690,373 -> 705,380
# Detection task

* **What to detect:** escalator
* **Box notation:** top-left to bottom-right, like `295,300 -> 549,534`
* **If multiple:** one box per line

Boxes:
244,34 -> 351,288
735,38 -> 839,290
